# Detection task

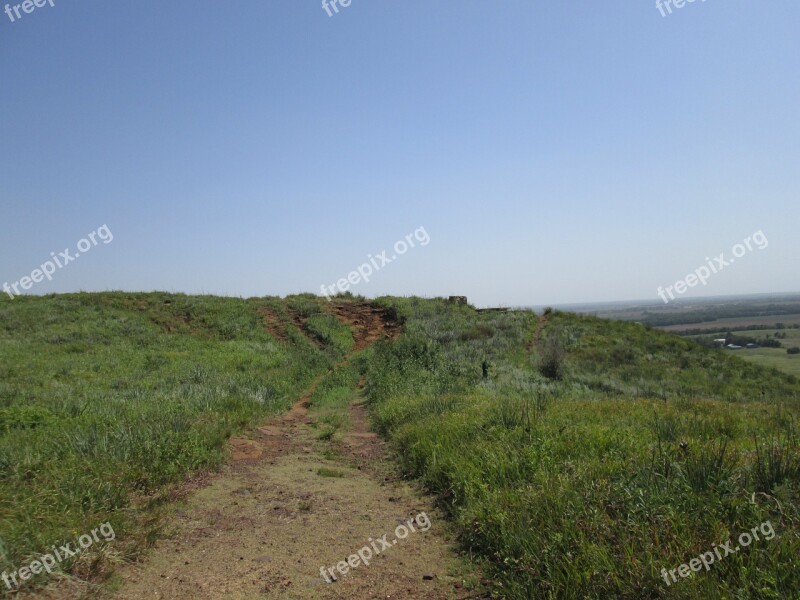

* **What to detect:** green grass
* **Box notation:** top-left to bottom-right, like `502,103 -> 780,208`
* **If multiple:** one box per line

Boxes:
317,467 -> 345,478
686,328 -> 800,378
738,348 -> 800,378
4,292 -> 800,599
0,292 -> 351,594
365,298 -> 800,599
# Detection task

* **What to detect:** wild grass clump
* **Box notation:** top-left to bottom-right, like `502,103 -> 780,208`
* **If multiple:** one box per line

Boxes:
317,467 -> 345,478
751,430 -> 800,493
305,313 -> 355,354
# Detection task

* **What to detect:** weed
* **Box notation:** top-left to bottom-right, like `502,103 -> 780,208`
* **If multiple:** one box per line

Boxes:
317,467 -> 345,478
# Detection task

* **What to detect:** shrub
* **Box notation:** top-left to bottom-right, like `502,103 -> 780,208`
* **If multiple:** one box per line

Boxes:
611,344 -> 637,365
788,347 -> 800,355
537,330 -> 565,380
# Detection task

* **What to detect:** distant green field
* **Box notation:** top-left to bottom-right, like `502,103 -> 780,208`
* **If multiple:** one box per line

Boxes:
739,348 -> 800,377
734,329 -> 800,377
685,329 -> 800,377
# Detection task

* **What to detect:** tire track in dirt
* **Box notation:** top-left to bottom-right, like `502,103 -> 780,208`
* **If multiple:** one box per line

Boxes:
108,302 -> 481,600
258,306 -> 323,349
257,307 -> 288,343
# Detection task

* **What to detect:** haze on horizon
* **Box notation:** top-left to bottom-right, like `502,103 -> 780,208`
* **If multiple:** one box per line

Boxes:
2,2 -> 798,307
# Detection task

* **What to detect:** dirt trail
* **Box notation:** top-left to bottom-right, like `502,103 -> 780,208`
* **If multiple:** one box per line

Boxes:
109,303 -> 478,600
527,312 -> 550,354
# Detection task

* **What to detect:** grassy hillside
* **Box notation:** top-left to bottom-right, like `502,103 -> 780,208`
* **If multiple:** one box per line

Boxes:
365,298 -> 800,599
0,292 -> 353,591
3,293 -> 799,599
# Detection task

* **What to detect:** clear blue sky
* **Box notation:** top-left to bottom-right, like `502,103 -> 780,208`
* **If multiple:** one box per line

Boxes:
1,1 -> 798,306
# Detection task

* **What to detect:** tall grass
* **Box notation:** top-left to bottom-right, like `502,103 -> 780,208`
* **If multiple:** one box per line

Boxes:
0,292 -> 349,594
365,298 -> 800,599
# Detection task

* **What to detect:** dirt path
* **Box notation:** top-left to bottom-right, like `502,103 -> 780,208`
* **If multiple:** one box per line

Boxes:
108,303 -> 479,600
527,312 -> 550,354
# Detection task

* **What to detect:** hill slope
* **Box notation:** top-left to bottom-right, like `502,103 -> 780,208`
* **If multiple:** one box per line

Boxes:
365,298 -> 800,599
0,293 -> 359,595
1,293 -> 799,599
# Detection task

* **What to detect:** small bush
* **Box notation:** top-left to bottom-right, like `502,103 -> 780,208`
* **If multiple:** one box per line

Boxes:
681,440 -> 737,492
611,344 -> 637,365
787,347 -> 800,355
537,330 -> 565,380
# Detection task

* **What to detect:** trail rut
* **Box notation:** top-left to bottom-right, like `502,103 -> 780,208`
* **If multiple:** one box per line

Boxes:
108,303 -> 479,600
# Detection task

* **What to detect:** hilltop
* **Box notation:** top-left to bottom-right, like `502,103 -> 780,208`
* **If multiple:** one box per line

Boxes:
1,293 -> 798,599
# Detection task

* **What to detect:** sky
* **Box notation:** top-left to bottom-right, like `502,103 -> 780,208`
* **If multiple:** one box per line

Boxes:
1,1 -> 798,307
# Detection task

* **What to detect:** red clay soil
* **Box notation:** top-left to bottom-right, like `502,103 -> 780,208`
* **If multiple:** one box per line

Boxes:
258,306 -> 324,348
258,306 -> 288,342
328,303 -> 401,350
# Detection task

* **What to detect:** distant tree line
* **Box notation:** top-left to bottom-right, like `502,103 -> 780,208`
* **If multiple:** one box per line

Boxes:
640,302 -> 800,327
668,323 -> 800,336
